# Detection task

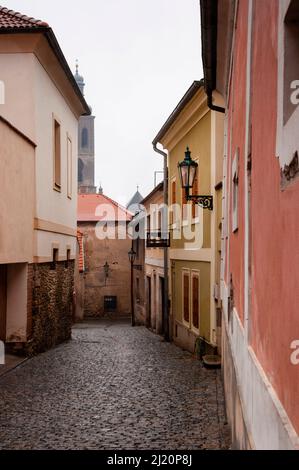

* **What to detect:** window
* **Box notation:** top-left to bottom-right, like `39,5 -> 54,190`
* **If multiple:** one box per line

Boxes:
67,136 -> 72,199
172,179 -> 176,205
192,172 -> 198,219
181,185 -> 188,221
191,272 -> 200,331
157,210 -> 162,232
65,249 -> 71,269
81,128 -> 88,148
283,1 -> 299,126
232,149 -> 239,232
147,214 -> 151,232
53,119 -> 61,190
276,0 -> 299,182
50,248 -> 58,270
78,158 -> 84,184
133,229 -> 139,259
182,271 -> 190,325
170,178 -> 176,224
136,277 -> 140,301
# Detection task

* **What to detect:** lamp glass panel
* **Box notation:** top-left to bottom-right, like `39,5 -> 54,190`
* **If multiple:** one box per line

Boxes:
180,165 -> 189,188
189,165 -> 197,188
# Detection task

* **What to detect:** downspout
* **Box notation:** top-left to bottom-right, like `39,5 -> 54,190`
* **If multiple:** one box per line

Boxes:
153,143 -> 169,342
207,92 -> 225,114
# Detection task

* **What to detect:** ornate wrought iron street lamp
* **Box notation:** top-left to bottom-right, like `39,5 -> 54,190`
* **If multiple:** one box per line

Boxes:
178,147 -> 213,210
128,248 -> 136,265
103,261 -> 110,278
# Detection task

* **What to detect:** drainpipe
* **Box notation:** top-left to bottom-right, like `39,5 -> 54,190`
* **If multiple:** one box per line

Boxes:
207,91 -> 225,114
153,143 -> 169,342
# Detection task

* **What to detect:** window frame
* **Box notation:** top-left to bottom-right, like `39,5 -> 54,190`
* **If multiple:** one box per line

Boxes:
53,115 -> 61,192
191,270 -> 200,334
50,248 -> 59,270
232,148 -> 239,233
182,269 -> 191,328
276,0 -> 299,176
81,127 -> 89,149
67,134 -> 73,199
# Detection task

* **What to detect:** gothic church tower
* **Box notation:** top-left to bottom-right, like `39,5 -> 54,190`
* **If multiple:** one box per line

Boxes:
74,63 -> 96,194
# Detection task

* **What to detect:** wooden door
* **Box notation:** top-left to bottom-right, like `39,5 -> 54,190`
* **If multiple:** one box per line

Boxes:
0,265 -> 7,341
160,277 -> 165,335
146,276 -> 151,328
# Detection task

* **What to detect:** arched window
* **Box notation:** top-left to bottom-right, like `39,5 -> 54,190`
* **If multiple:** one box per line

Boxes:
81,128 -> 88,148
78,158 -> 84,183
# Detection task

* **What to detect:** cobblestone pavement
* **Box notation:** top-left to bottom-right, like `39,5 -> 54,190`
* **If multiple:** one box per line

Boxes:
0,320 -> 230,450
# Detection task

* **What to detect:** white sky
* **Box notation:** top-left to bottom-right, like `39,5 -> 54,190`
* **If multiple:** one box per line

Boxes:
5,0 -> 202,206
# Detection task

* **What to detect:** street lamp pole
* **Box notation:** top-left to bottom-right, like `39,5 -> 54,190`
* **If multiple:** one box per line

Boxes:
128,247 -> 136,327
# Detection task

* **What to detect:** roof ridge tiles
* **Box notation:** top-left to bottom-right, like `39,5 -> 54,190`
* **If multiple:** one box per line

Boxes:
0,5 -> 49,28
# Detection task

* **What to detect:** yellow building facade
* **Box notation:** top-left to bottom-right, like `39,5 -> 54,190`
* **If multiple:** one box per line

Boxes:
153,81 -> 224,354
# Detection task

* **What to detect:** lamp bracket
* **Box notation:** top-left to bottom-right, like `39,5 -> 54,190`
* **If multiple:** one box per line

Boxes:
186,194 -> 213,211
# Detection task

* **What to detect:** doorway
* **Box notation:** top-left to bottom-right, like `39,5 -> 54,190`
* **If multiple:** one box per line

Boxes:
159,276 -> 165,335
146,276 -> 151,328
0,265 -> 7,341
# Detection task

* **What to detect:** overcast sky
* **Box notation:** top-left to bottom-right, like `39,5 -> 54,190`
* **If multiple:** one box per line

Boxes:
6,0 -> 202,206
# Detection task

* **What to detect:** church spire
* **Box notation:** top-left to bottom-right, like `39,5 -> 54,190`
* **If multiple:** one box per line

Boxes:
74,60 -> 85,96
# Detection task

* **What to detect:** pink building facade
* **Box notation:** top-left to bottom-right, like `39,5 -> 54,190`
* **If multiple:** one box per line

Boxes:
201,0 -> 299,449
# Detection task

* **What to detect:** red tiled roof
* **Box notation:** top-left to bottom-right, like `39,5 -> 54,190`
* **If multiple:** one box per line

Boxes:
77,230 -> 84,273
0,6 -> 49,29
78,194 -> 133,222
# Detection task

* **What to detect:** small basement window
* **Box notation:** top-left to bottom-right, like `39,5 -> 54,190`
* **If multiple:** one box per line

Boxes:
51,248 -> 59,270
65,249 -> 71,269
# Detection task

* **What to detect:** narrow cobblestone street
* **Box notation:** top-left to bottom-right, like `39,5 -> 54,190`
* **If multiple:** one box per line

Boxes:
0,320 -> 230,450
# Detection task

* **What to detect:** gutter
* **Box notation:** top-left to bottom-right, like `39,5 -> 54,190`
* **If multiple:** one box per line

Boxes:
152,143 -> 170,342
207,92 -> 225,114
200,0 -> 225,114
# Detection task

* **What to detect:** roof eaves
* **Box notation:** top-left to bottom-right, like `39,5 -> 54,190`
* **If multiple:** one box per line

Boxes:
152,80 -> 204,146
44,29 -> 90,116
141,182 -> 163,205
0,8 -> 90,116
101,193 -> 133,219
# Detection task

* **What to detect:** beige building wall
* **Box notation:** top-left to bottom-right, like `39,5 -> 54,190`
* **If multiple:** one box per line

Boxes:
34,55 -> 78,262
157,86 -> 224,354
0,32 -> 87,352
0,51 -> 36,141
143,185 -> 165,333
0,118 -> 35,264
0,118 -> 35,343
0,43 -> 79,265
6,263 -> 28,342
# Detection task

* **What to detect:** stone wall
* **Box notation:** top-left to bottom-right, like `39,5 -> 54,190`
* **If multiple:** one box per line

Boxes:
26,261 -> 74,355
74,271 -> 85,323
78,222 -> 131,318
